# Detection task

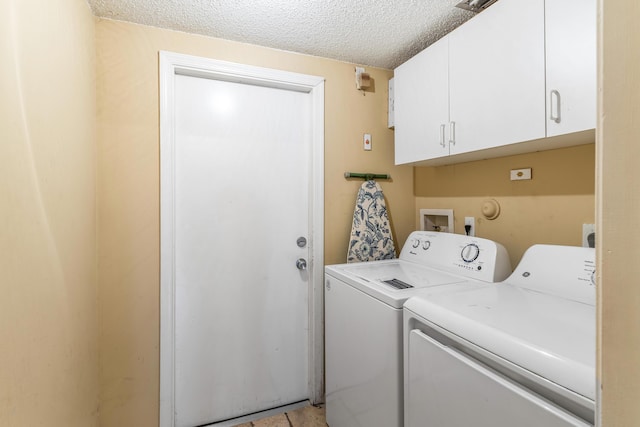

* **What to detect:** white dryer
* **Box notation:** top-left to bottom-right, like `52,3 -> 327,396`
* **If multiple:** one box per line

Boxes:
404,244 -> 596,427
324,231 -> 512,427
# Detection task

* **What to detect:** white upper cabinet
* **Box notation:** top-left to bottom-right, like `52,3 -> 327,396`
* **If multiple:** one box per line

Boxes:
448,0 -> 546,155
394,37 -> 449,164
393,0 -> 596,166
545,0 -> 596,136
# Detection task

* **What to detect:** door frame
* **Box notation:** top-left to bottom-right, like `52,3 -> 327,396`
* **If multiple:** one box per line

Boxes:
158,51 -> 325,427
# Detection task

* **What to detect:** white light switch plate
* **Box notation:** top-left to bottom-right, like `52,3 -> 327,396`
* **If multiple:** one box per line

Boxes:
364,133 -> 372,151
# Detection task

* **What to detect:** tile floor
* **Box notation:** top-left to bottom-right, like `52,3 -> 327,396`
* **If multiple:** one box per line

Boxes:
232,404 -> 327,427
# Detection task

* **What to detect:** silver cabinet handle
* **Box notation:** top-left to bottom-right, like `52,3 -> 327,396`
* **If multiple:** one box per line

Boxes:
449,121 -> 456,146
550,90 -> 561,123
296,258 -> 307,270
440,124 -> 446,148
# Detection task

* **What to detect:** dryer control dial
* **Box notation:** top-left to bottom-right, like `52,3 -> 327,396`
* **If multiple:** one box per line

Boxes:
422,240 -> 431,251
412,239 -> 420,248
461,243 -> 480,263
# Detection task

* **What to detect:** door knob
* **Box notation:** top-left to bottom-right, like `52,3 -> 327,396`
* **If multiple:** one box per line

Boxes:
296,258 -> 307,270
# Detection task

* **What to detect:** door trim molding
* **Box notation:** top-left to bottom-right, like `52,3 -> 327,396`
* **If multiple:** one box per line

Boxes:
159,51 -> 325,427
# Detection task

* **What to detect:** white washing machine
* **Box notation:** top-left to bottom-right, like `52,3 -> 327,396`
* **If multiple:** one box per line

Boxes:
404,244 -> 596,427
324,231 -> 512,427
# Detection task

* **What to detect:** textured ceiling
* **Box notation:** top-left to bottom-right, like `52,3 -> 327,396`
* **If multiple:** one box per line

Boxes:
86,0 -> 476,69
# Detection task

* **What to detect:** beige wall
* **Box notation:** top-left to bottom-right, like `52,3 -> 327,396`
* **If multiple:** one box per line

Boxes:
0,0 -> 98,426
2,2 -> 634,425
598,0 -> 640,424
415,144 -> 595,267
96,19 -> 414,426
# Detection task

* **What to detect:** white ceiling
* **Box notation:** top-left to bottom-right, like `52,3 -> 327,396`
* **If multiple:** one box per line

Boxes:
86,0 -> 477,69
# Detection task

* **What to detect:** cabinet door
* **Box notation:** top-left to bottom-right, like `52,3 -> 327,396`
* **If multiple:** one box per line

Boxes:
448,0 -> 546,155
394,36 -> 449,164
546,0 -> 596,136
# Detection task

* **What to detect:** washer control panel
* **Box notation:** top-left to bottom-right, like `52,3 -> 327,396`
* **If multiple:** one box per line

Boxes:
399,231 -> 512,282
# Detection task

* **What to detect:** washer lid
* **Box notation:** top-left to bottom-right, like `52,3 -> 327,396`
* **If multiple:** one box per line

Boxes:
336,261 -> 470,286
404,284 -> 595,401
325,260 -> 477,308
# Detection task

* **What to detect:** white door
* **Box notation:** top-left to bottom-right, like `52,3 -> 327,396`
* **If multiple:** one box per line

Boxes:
160,54 -> 324,427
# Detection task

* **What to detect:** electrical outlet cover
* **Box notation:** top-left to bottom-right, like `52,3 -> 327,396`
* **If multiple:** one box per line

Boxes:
464,216 -> 475,237
510,168 -> 532,181
582,224 -> 595,248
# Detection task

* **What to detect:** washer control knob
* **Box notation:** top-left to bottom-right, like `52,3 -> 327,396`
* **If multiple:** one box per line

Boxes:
461,244 -> 480,263
412,239 -> 420,248
422,240 -> 431,251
